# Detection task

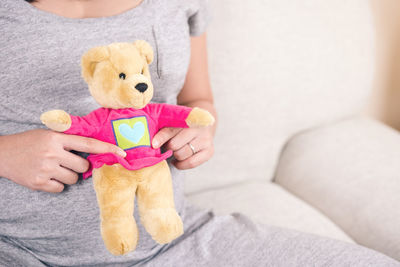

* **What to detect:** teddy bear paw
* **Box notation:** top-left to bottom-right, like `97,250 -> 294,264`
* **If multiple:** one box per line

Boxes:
40,110 -> 72,132
101,218 -> 139,255
140,208 -> 184,244
185,107 -> 215,128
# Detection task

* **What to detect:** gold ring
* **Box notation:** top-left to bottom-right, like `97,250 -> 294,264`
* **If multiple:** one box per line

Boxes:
188,143 -> 196,155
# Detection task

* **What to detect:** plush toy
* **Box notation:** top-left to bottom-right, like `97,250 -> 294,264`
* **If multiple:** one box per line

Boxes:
40,41 -> 215,255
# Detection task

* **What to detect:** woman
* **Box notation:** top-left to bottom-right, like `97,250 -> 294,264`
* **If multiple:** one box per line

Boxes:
0,0 -> 397,266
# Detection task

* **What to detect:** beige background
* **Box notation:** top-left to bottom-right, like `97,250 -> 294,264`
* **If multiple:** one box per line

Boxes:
368,0 -> 400,130
186,0 -> 377,193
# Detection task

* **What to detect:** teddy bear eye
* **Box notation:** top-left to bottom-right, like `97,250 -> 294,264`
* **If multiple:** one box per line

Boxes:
141,69 -> 144,75
119,73 -> 126,80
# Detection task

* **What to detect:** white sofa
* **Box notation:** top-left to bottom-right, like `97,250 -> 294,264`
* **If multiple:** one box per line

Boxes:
184,0 -> 400,261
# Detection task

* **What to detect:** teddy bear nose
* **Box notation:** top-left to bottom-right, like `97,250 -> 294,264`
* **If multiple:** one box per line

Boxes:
135,83 -> 148,93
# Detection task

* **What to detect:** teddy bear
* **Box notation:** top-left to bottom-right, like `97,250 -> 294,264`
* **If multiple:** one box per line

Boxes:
40,40 -> 215,255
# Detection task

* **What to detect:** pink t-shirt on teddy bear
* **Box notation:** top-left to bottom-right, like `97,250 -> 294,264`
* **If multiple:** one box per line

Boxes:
64,103 -> 192,179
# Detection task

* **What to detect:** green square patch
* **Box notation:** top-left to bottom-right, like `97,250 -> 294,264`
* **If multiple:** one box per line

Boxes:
112,116 -> 151,150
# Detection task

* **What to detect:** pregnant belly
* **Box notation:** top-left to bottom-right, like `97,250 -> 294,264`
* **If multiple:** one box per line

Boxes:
0,178 -> 101,254
0,177 -> 165,265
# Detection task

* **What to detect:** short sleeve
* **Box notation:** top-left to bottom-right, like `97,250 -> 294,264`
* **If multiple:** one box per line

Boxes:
187,0 -> 211,36
144,103 -> 192,130
64,108 -> 108,137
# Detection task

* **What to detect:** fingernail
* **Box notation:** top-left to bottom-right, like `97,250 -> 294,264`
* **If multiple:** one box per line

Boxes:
152,140 -> 159,148
118,149 -> 127,158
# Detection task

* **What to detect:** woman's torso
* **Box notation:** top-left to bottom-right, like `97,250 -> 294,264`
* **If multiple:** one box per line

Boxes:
0,0 -> 204,265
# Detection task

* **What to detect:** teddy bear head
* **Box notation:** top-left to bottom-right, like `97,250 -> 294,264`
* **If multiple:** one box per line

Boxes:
81,41 -> 154,109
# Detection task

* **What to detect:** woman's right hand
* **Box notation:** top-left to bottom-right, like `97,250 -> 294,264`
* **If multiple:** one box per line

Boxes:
0,129 -> 126,193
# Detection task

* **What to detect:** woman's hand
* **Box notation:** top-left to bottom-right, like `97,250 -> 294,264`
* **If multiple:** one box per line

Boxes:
152,126 -> 214,170
0,129 -> 126,193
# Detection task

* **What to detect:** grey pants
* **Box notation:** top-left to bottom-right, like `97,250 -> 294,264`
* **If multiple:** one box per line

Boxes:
0,206 -> 398,267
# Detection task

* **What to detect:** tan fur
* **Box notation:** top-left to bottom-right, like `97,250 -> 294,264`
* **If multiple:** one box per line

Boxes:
93,161 -> 183,255
186,107 -> 215,127
82,42 -> 154,109
40,41 -> 214,255
40,110 -> 72,132
81,46 -> 110,83
133,40 -> 154,64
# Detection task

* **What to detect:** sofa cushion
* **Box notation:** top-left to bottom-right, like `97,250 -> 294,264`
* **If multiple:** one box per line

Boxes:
274,117 -> 400,260
184,0 -> 375,194
186,181 -> 354,243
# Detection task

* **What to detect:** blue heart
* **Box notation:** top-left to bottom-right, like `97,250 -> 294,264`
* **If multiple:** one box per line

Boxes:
119,122 -> 145,144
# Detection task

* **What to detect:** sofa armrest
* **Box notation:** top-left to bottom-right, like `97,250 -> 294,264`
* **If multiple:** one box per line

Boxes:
274,116 -> 400,260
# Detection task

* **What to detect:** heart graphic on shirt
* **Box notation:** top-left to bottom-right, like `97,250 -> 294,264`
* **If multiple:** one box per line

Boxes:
118,122 -> 145,144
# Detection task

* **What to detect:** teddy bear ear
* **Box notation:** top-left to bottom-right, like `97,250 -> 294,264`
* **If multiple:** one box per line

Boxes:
133,40 -> 154,64
81,46 -> 110,82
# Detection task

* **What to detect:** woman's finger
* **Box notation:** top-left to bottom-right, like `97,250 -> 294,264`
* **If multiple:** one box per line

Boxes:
61,135 -> 126,158
41,179 -> 65,193
152,127 -> 182,149
52,166 -> 79,185
165,128 -> 198,151
59,151 -> 90,173
173,137 -> 211,161
173,147 -> 214,170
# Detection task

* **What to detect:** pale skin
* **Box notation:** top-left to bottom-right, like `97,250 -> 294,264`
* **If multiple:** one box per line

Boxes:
0,0 -> 217,193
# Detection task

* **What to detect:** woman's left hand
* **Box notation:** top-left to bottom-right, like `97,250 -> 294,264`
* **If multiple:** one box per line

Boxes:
152,126 -> 214,170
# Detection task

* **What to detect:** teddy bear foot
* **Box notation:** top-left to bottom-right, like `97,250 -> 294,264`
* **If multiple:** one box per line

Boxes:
140,208 -> 184,244
101,218 -> 139,255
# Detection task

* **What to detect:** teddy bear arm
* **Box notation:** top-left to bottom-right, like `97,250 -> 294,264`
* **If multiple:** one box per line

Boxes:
148,104 -> 214,129
185,107 -> 215,128
40,110 -> 72,132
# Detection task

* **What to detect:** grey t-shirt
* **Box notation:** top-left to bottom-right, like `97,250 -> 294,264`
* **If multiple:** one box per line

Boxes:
0,0 -> 209,265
